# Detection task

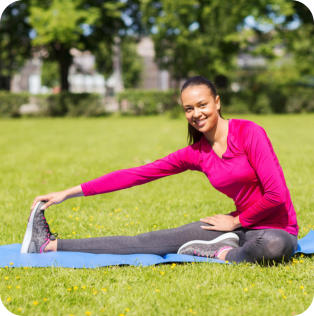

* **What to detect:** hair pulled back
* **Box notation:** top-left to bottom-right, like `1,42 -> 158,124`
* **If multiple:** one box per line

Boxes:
181,76 -> 221,145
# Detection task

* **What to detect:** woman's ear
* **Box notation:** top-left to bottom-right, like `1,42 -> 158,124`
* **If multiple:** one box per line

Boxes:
215,95 -> 221,111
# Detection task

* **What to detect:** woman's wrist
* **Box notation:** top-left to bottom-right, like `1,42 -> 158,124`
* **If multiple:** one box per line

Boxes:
63,185 -> 84,200
233,216 -> 242,229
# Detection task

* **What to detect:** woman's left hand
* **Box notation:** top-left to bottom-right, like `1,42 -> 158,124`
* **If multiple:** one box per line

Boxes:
200,214 -> 241,231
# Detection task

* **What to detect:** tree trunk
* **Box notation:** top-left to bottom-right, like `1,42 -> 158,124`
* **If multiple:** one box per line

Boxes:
0,76 -> 11,90
54,42 -> 72,92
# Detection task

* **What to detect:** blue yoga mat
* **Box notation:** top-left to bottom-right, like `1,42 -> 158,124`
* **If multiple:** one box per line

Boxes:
0,231 -> 313,269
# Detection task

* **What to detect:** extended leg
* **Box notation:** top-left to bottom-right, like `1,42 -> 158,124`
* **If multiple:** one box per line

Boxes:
56,221 -> 228,255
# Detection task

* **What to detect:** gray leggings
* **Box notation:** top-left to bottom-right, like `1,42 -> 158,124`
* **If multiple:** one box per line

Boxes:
57,221 -> 298,263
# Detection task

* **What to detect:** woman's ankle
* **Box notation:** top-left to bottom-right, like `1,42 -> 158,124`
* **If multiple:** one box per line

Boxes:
44,239 -> 58,252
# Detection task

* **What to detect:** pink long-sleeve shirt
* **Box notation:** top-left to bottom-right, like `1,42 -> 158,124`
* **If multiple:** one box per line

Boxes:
81,119 -> 298,236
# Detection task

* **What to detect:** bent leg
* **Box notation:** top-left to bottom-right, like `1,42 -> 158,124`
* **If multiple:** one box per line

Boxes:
226,229 -> 298,264
57,221 -> 227,255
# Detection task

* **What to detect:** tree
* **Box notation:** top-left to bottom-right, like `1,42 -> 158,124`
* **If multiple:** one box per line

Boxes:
29,0 -> 140,92
140,0 -> 295,87
29,0 -> 99,91
0,1 -> 31,90
121,37 -> 143,88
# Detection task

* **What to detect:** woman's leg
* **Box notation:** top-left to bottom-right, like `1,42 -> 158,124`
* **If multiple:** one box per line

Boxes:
225,229 -> 298,264
56,222 -> 227,255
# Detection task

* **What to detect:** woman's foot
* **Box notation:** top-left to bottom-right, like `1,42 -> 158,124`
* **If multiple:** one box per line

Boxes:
21,201 -> 58,253
44,239 -> 58,252
177,232 -> 239,260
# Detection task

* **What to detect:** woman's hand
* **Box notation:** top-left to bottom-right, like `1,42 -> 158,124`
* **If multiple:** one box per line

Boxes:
200,214 -> 241,231
30,185 -> 84,211
31,191 -> 68,211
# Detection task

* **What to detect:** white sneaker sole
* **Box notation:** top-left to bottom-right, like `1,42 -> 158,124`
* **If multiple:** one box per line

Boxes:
20,202 -> 44,254
177,232 -> 239,254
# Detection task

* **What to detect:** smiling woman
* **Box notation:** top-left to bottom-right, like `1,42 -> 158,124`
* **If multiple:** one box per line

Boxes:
21,76 -> 298,265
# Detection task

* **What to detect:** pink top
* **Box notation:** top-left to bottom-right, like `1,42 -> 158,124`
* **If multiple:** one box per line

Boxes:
81,119 -> 298,236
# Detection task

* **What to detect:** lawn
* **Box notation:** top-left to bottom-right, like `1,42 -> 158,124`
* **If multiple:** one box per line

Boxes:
0,113 -> 313,316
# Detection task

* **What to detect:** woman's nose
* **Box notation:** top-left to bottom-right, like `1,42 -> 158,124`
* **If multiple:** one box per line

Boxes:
193,107 -> 202,118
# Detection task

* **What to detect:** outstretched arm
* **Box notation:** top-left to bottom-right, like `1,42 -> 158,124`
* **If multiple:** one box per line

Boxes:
80,146 -> 200,196
31,142 -> 202,210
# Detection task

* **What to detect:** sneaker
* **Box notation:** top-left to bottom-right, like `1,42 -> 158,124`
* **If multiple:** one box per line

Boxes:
177,232 -> 239,258
21,201 -> 57,253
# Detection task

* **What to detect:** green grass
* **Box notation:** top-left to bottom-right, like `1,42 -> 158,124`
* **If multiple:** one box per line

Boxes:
0,114 -> 313,316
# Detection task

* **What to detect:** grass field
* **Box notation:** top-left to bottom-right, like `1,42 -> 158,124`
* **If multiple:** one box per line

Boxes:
0,114 -> 313,316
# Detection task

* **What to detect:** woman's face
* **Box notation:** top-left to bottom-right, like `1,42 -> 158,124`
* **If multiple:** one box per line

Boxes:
181,85 -> 221,134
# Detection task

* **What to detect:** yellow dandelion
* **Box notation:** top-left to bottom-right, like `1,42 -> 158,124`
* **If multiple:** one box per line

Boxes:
160,271 -> 165,275
171,263 -> 176,269
16,285 -> 21,289
282,295 -> 287,299
7,285 -> 12,289
81,285 -> 86,289
101,288 -> 107,292
155,289 -> 160,293
300,285 -> 304,290
67,288 -> 72,292
7,297 -> 12,303
75,217 -> 79,221
68,215 -> 73,218
304,292 -> 308,295
300,253 -> 304,258
93,290 -> 98,295
33,301 -> 39,306
69,314 -> 75,316
72,231 -> 76,235
4,276 -> 9,280
15,276 -> 20,280
125,308 -> 130,312
244,288 -> 248,292
225,260 -> 229,263
135,207 -> 138,210
17,308 -> 22,312
9,262 -> 14,266
73,286 -> 78,291
119,314 -> 125,316
300,260 -> 304,263
85,311 -> 91,316
43,298 -> 48,302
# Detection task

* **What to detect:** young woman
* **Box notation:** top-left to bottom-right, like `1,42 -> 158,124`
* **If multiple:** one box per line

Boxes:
21,76 -> 298,264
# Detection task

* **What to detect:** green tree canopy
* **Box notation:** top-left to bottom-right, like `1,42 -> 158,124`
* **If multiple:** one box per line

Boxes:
0,1 -> 31,90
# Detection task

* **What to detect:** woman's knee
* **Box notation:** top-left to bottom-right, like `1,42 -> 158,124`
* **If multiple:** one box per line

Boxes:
261,230 -> 296,262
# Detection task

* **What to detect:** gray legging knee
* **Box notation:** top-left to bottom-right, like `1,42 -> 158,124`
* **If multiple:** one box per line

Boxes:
57,221 -> 298,264
226,228 -> 298,263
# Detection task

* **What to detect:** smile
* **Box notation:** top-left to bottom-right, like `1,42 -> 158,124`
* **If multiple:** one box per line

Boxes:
194,118 -> 207,126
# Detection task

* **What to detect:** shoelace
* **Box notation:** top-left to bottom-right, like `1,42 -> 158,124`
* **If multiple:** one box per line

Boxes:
41,214 -> 58,241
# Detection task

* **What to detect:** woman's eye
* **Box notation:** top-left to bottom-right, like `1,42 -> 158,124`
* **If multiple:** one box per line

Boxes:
200,104 -> 206,108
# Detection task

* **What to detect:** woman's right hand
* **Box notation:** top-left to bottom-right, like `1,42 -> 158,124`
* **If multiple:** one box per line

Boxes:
30,185 -> 84,212
31,191 -> 68,211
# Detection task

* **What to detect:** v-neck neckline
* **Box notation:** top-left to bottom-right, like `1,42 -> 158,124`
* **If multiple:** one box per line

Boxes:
203,119 -> 231,160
